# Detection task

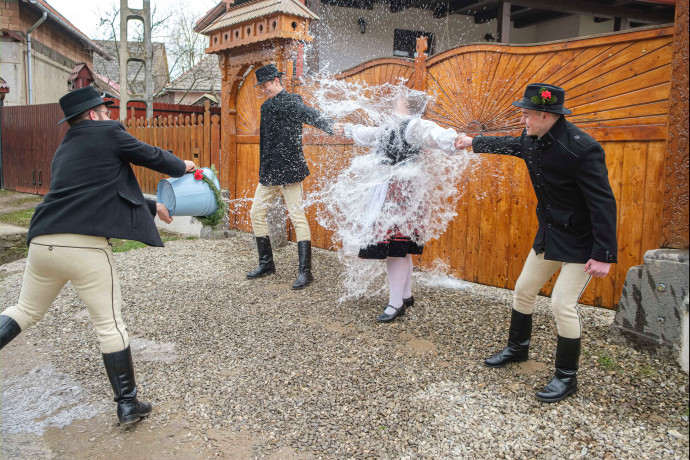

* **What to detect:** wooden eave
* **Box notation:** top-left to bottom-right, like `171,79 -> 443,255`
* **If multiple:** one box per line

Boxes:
204,13 -> 314,54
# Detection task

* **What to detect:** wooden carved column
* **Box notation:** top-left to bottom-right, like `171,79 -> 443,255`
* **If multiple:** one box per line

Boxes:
219,53 -> 241,226
661,0 -> 689,249
413,37 -> 428,91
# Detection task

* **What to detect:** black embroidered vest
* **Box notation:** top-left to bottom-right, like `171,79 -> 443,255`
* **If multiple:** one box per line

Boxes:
376,119 -> 421,165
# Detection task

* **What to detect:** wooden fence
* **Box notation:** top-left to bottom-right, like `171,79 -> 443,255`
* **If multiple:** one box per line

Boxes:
223,25 -> 684,308
0,103 -> 67,194
105,99 -> 221,123
126,102 -> 221,195
0,101 -> 221,197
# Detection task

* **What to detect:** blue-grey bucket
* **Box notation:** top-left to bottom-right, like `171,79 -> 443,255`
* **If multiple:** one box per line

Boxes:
156,167 -> 220,216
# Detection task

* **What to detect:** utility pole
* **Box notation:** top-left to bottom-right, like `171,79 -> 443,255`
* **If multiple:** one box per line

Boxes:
118,0 -> 154,120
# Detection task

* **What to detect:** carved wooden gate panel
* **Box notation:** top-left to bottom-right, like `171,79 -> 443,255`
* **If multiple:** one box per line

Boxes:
423,28 -> 674,306
234,67 -> 265,233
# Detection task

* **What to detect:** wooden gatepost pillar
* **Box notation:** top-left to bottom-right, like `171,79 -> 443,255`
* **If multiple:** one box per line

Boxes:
661,0 -> 689,250
612,0 -> 689,373
195,0 -> 321,232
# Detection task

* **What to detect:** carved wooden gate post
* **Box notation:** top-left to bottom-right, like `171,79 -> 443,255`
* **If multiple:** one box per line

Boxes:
661,0 -> 689,249
197,0 -> 321,234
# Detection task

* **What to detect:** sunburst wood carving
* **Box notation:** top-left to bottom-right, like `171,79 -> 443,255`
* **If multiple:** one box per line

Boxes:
336,59 -> 416,88
236,67 -> 265,135
424,30 -> 673,138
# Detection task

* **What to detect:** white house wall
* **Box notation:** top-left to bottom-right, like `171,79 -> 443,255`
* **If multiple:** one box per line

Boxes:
0,42 -> 25,106
310,3 -> 493,73
308,3 -> 617,74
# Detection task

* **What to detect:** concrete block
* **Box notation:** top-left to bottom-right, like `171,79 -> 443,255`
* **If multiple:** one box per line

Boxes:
612,249 -> 689,373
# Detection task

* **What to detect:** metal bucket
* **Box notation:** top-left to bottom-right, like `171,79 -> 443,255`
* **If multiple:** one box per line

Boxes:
156,167 -> 220,216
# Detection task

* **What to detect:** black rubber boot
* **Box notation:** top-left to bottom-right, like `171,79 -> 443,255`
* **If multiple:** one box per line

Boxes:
292,241 -> 313,290
484,309 -> 532,367
536,335 -> 581,403
0,315 -> 22,350
246,236 -> 276,279
102,346 -> 152,425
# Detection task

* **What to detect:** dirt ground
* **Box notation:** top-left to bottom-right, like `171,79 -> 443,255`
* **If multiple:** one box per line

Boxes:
0,191 -> 309,459
1,191 -> 688,460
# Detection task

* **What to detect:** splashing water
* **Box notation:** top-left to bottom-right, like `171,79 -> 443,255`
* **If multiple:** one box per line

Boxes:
306,79 -> 478,301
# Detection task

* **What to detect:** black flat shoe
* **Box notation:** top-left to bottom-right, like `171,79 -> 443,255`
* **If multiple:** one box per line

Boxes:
377,305 -> 405,323
402,296 -> 414,308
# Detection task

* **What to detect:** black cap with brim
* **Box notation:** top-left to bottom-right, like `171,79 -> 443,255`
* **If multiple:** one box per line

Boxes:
512,83 -> 572,115
254,63 -> 284,87
58,86 -> 115,125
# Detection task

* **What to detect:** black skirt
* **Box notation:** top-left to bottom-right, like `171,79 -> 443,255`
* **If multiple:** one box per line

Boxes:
358,230 -> 424,259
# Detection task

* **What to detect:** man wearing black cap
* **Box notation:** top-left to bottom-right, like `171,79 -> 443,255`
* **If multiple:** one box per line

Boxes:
456,83 -> 617,403
246,63 -> 334,289
0,86 -> 196,424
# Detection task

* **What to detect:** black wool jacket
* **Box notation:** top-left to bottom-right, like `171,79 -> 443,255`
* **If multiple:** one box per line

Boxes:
472,116 -> 618,264
27,120 -> 186,247
259,90 -> 333,186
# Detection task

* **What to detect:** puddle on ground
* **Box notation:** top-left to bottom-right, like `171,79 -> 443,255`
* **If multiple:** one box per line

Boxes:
1,364 -> 108,436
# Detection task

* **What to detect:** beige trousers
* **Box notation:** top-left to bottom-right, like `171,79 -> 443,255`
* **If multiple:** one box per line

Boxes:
513,249 -> 592,339
2,234 -> 128,353
250,181 -> 311,242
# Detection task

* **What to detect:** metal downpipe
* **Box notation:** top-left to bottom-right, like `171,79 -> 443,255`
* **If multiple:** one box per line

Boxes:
26,10 -> 47,105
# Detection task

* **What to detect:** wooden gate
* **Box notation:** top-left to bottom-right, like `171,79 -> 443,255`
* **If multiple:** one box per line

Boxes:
419,27 -> 674,307
223,25 -> 682,308
1,103 -> 67,194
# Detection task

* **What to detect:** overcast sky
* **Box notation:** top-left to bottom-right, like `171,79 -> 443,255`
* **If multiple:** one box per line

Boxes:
44,0 -> 218,40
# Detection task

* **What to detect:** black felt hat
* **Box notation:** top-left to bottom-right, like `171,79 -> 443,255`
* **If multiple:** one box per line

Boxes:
58,86 -> 114,125
254,64 -> 284,87
512,83 -> 572,115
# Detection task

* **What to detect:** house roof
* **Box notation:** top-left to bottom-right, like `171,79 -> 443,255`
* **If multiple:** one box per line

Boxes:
93,72 -> 121,98
22,0 -> 112,59
200,0 -> 319,34
194,1 -> 234,33
92,40 -> 169,95
69,62 -> 93,82
163,55 -> 223,93
0,77 -> 9,94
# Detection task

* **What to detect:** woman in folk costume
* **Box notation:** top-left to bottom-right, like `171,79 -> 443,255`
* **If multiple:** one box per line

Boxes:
333,89 -> 462,323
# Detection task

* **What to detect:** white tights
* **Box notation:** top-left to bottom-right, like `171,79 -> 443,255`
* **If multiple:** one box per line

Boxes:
385,255 -> 413,314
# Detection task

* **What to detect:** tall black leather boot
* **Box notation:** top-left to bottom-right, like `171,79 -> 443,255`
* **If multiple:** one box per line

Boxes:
536,335 -> 581,403
246,236 -> 276,279
0,315 -> 22,350
102,346 -> 152,425
484,309 -> 532,367
291,241 -> 313,290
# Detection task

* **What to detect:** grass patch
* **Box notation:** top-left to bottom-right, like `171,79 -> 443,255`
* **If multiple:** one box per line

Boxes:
0,190 -> 43,209
596,350 -> 621,372
110,231 -> 184,253
0,208 -> 35,227
637,365 -> 658,377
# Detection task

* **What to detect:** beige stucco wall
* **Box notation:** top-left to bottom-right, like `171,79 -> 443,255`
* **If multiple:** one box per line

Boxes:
0,0 -> 95,106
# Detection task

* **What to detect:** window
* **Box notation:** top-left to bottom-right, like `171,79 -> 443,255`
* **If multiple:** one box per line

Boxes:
393,29 -> 434,58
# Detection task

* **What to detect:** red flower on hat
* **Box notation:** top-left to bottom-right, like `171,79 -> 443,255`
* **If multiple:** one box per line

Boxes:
194,169 -> 204,180
531,87 -> 558,106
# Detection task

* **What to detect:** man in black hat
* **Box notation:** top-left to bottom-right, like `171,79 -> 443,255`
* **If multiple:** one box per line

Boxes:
246,63 -> 334,289
0,86 -> 196,424
456,83 -> 617,402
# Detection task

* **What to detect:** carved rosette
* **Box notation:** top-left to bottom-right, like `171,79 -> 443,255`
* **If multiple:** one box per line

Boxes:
661,0 -> 689,249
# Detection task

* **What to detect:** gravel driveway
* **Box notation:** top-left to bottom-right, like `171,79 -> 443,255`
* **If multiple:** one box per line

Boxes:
1,233 -> 688,459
